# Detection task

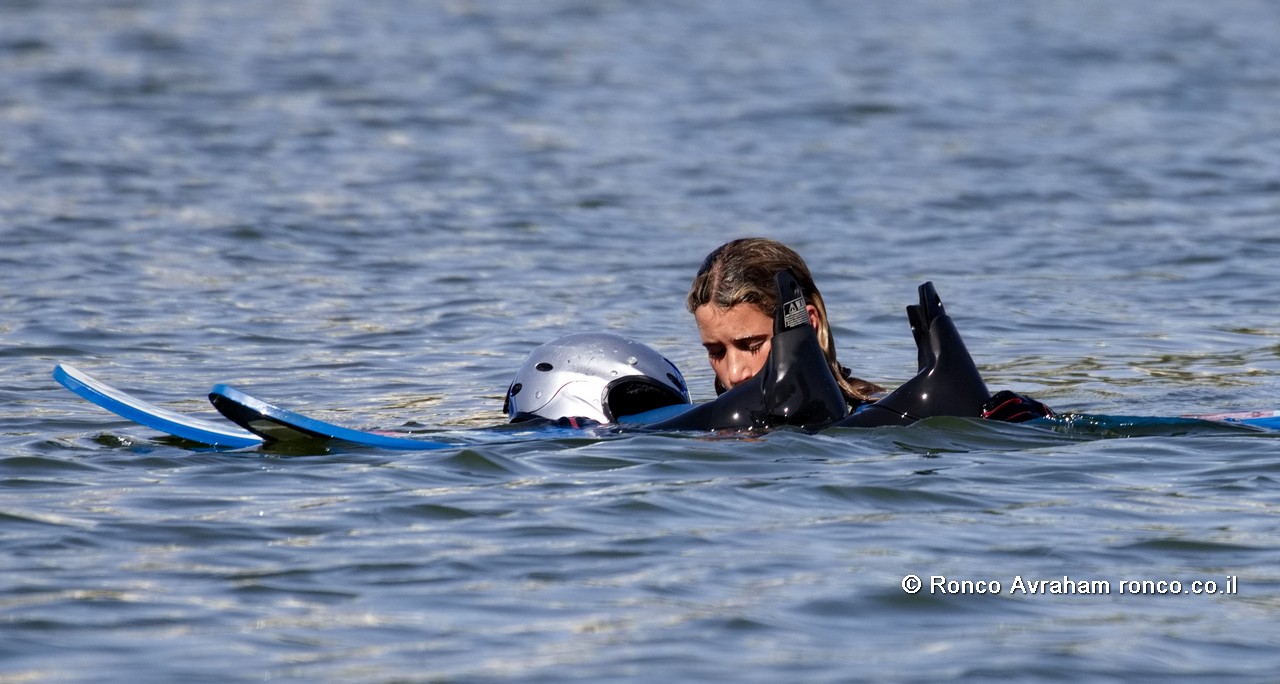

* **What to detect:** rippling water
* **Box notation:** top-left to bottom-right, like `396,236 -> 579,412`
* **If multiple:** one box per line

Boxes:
4,1 -> 1280,681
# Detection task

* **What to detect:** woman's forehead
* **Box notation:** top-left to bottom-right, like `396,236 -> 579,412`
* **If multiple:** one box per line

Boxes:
694,303 -> 773,341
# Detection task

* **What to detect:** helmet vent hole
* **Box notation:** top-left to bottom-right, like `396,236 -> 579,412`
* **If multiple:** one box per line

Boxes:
535,362 -> 554,372
510,383 -> 522,396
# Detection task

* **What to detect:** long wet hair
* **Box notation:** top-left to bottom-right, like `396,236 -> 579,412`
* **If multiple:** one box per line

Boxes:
687,238 -> 883,406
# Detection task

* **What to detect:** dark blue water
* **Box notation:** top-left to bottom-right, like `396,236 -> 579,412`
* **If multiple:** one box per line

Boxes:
4,1 -> 1280,681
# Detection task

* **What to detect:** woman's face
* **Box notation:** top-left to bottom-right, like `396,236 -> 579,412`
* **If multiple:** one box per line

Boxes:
694,302 -> 818,392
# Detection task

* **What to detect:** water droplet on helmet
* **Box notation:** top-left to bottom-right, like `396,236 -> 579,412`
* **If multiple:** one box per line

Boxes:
627,356 -> 638,365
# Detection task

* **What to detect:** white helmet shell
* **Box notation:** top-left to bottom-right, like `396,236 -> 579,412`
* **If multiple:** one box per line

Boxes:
504,332 -> 690,424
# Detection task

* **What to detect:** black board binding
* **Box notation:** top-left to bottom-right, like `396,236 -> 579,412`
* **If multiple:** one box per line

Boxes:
834,282 -> 992,427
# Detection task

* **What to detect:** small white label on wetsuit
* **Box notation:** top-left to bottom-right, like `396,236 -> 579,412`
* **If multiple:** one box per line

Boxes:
782,297 -> 807,329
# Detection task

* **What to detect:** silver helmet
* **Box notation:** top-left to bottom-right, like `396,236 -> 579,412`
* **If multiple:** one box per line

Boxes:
504,332 -> 690,424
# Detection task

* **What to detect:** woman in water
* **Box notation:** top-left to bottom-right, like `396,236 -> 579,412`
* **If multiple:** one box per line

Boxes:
686,237 -> 884,411
686,237 -> 1051,422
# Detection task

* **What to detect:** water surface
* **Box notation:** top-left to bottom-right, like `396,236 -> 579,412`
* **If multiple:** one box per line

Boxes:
3,1 -> 1280,681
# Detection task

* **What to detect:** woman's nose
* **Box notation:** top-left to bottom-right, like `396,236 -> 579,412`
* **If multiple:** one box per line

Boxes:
725,351 -> 757,388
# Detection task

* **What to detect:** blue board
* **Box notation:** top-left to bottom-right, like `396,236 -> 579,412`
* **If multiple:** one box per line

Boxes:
54,365 -> 490,451
53,364 -> 263,449
1183,410 -> 1280,431
54,363 -> 1280,454
208,384 -> 455,451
